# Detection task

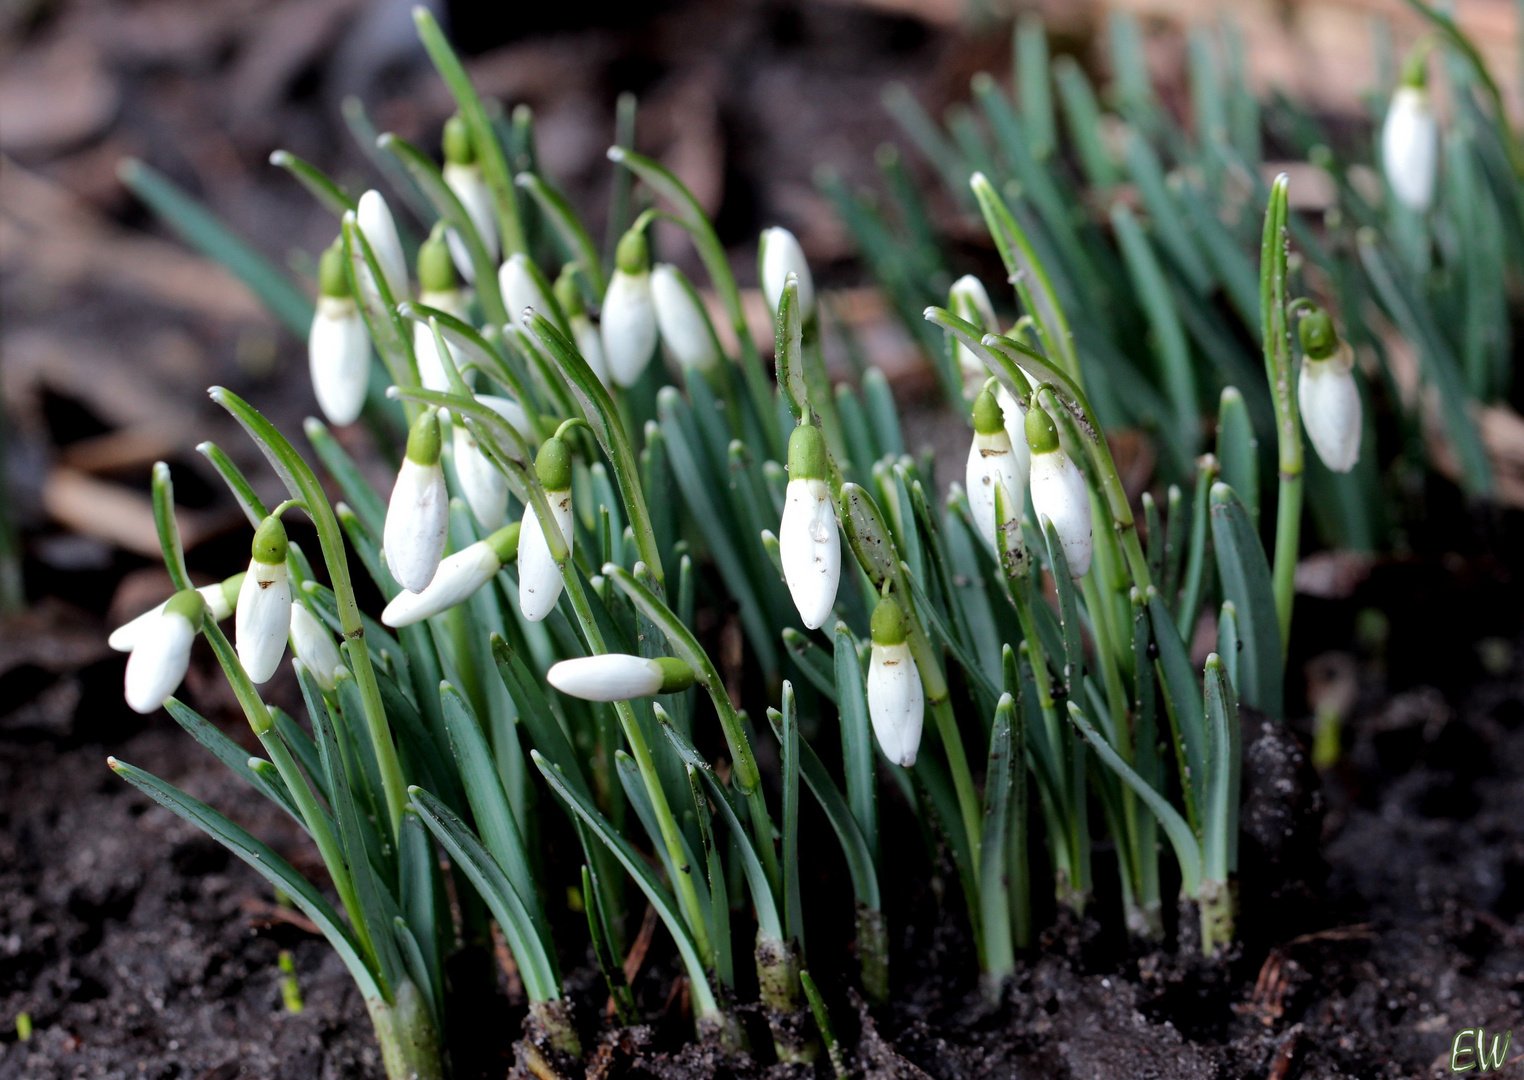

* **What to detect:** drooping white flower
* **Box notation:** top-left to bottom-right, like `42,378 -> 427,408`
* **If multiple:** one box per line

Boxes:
965,387 -> 1025,550
499,253 -> 556,328
547,653 -> 695,702
124,589 -> 204,714
1026,400 -> 1092,579
1297,308 -> 1362,473
290,602 -> 344,691
441,114 -> 499,280
554,269 -> 609,384
778,424 -> 839,630
110,574 -> 241,653
235,515 -> 292,684
1382,83 -> 1438,213
601,229 -> 657,387
652,263 -> 720,373
309,243 -> 371,426
949,275 -> 998,390
382,524 -> 519,627
995,384 -> 1031,490
356,190 -> 408,301
866,595 -> 922,768
412,228 -> 468,393
518,434 -> 574,622
452,394 -> 528,530
760,226 -> 815,320
384,410 -> 449,593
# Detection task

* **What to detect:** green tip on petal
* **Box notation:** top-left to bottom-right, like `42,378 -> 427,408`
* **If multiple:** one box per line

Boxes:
442,114 -> 474,165
251,515 -> 289,565
1025,399 -> 1060,455
1399,45 -> 1428,89
486,521 -> 521,564
786,423 -> 828,480
870,594 -> 909,646
1297,307 -> 1339,361
614,227 -> 649,275
318,242 -> 349,299
553,266 -> 585,317
972,388 -> 1004,435
536,435 -> 572,491
417,229 -> 456,293
164,588 -> 207,626
406,409 -> 443,466
654,656 -> 696,694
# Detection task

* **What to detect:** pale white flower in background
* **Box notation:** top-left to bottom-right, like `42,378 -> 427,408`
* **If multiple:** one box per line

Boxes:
1026,401 -> 1092,579
1382,84 -> 1438,213
384,411 -> 449,593
290,603 -> 344,691
965,387 -> 1024,551
652,263 -> 720,373
110,575 -> 240,653
601,230 -> 657,387
356,189 -> 408,300
760,226 -> 815,320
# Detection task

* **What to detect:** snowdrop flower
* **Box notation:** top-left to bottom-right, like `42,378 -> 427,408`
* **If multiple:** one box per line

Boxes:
1382,54 -> 1438,213
995,385 -> 1032,491
384,409 -> 449,592
499,252 -> 559,331
553,268 -> 609,384
965,387 -> 1025,551
518,433 -> 574,621
451,395 -> 527,531
382,523 -> 519,627
1026,399 -> 1092,579
110,573 -> 241,653
356,190 -> 408,301
308,241 -> 371,426
601,228 -> 657,387
441,114 -> 499,280
413,228 -> 468,393
759,226 -> 814,321
124,589 -> 204,714
652,263 -> 720,374
235,515 -> 292,684
290,603 -> 343,691
778,423 -> 839,630
1297,307 -> 1361,473
949,275 -> 998,390
867,594 -> 922,768
547,653 -> 696,702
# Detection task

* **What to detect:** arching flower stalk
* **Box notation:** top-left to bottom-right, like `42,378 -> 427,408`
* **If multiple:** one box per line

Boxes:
778,423 -> 839,630
308,241 -> 371,426
235,514 -> 293,684
384,409 -> 449,592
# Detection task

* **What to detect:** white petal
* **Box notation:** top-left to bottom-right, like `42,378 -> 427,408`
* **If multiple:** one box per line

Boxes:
965,431 -> 1024,550
518,490 -> 574,622
571,315 -> 609,384
110,582 -> 232,653
124,611 -> 196,714
309,298 -> 371,426
498,254 -> 553,324
290,604 -> 344,690
444,161 -> 499,279
600,270 -> 657,387
384,459 -> 449,592
236,560 -> 291,684
868,641 -> 923,767
547,654 -> 665,702
652,264 -> 718,372
996,385 -> 1032,486
357,190 -> 408,301
1030,450 -> 1092,578
475,394 -> 530,437
452,425 -> 509,530
383,541 -> 501,627
761,227 -> 815,319
1298,361 -> 1362,473
1382,87 -> 1438,213
778,478 -> 840,630
411,290 -> 467,393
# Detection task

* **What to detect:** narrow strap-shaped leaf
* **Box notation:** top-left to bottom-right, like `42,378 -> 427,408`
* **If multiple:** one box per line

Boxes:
1053,56 -> 1118,187
516,172 -> 605,297
304,418 -> 388,540
490,634 -> 591,799
1146,588 -> 1206,827
1042,518 -> 1085,696
979,694 -> 1017,977
1201,654 -> 1241,882
861,367 -> 904,458
397,808 -> 442,1025
1175,453 -> 1218,637
196,441 -> 267,526
834,623 -> 878,864
1209,483 -> 1283,718
778,684 -> 804,951
1214,388 -> 1259,527
782,629 -> 838,704
269,150 -> 356,218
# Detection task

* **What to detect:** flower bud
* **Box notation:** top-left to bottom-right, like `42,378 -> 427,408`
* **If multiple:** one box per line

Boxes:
779,424 -> 839,630
235,515 -> 292,684
124,589 -> 204,714
413,229 -> 468,392
499,253 -> 556,328
384,410 -> 449,592
949,275 -> 998,388
451,396 -> 527,531
442,114 -> 499,277
1298,345 -> 1361,474
965,387 -> 1025,550
554,268 -> 610,384
110,573 -> 241,653
518,436 -> 574,622
995,384 -> 1031,490
867,595 -> 922,767
601,229 -> 657,387
1382,83 -> 1437,213
760,226 -> 814,320
356,190 -> 408,301
290,603 -> 344,691
308,242 -> 371,426
1026,401 -> 1091,579
652,263 -> 719,373
382,524 -> 519,627
547,654 -> 695,702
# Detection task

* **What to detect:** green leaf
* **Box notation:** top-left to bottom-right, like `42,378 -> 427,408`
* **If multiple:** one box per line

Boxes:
1053,56 -> 1118,187
1214,387 -> 1259,527
1209,482 -> 1283,718
834,623 -> 878,864
1015,14 -> 1055,160
269,150 -> 356,218
979,694 -> 1017,978
783,629 -> 838,704
1042,518 -> 1085,696
778,683 -> 804,949
303,418 -> 388,539
1146,588 -> 1205,827
1201,653 -> 1241,882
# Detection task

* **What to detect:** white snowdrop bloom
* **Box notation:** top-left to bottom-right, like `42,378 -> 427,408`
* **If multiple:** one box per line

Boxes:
995,385 -> 1032,490
235,515 -> 292,685
760,226 -> 815,320
778,424 -> 839,630
382,524 -> 519,627
554,270 -> 609,384
356,190 -> 408,301
518,435 -> 574,622
547,653 -> 695,702
290,603 -> 344,691
412,229 -> 468,393
965,388 -> 1025,550
1297,308 -> 1362,473
124,590 -> 204,715
384,411 -> 449,593
601,230 -> 657,387
451,394 -> 528,531
866,595 -> 923,768
441,114 -> 499,280
309,243 -> 371,426
1026,402 -> 1092,579
499,253 -> 556,327
652,263 -> 719,373
949,275 -> 998,388
1382,84 -> 1438,213
110,574 -> 240,653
